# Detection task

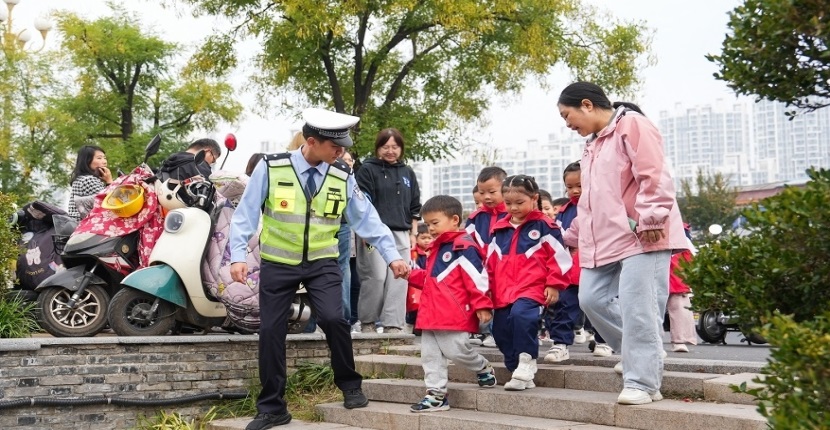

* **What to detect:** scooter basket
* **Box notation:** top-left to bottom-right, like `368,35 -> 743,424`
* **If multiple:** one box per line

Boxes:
52,235 -> 71,255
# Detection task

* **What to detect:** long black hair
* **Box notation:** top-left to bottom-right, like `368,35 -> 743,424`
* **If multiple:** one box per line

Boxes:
71,145 -> 105,183
558,82 -> 645,116
563,160 -> 581,181
502,174 -> 542,210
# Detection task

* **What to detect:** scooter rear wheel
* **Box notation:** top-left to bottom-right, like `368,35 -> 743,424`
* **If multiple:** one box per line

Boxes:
696,309 -> 727,344
108,288 -> 176,336
38,285 -> 109,337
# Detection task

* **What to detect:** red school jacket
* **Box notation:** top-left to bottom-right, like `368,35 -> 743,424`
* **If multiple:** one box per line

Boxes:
486,210 -> 572,309
465,202 -> 508,250
407,231 -> 492,332
406,246 -> 429,312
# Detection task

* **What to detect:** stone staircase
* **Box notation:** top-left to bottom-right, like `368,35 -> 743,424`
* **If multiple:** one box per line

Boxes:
209,343 -> 768,430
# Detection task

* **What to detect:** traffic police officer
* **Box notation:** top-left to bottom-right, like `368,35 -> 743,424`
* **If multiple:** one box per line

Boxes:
230,108 -> 410,430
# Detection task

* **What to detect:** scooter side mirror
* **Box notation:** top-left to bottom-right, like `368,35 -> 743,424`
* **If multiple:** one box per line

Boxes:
143,134 -> 162,164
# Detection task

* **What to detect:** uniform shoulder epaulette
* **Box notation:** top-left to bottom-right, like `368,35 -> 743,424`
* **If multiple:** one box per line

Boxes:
264,152 -> 292,167
264,152 -> 291,161
330,158 -> 352,175
452,234 -> 478,251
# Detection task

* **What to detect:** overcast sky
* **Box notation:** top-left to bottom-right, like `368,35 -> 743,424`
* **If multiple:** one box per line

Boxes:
15,0 -> 743,171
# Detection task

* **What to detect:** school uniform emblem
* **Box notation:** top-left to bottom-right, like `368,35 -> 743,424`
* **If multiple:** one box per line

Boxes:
442,252 -> 452,262
528,230 -> 540,240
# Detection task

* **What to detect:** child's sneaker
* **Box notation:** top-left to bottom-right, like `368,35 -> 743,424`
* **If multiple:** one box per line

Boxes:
481,335 -> 497,348
671,343 -> 689,352
573,328 -> 588,344
410,390 -> 449,413
504,378 -> 536,391
468,333 -> 485,345
593,343 -> 613,357
543,344 -> 570,363
511,353 -> 537,381
476,364 -> 497,387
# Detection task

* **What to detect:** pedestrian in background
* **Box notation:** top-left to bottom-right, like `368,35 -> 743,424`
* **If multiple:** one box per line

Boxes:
666,224 -> 698,353
557,81 -> 690,405
68,145 -> 112,220
356,128 -> 422,333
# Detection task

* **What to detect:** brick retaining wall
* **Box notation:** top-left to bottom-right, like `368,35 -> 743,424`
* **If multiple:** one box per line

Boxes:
0,334 -> 410,429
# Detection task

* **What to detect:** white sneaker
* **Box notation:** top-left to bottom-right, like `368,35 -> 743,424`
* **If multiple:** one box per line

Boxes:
617,388 -> 663,405
351,321 -> 362,333
511,352 -> 537,381
481,335 -> 497,348
573,328 -> 587,344
593,343 -> 613,357
376,326 -> 384,334
504,377 -> 536,391
661,349 -> 668,358
586,332 -> 595,342
614,361 -> 623,375
672,343 -> 689,353
543,344 -> 570,363
404,324 -> 414,334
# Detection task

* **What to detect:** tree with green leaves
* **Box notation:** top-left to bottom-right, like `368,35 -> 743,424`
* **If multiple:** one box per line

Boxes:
678,169 -> 737,233
176,0 -> 652,160
0,49 -> 70,205
707,0 -> 830,113
44,5 -> 242,175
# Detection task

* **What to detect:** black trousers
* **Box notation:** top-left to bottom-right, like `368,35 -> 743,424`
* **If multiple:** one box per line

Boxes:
257,258 -> 362,415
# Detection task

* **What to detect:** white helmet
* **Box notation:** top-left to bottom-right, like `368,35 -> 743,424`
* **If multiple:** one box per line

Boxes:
155,178 -> 189,211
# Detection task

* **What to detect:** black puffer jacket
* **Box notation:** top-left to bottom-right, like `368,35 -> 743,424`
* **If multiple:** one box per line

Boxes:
355,157 -> 421,231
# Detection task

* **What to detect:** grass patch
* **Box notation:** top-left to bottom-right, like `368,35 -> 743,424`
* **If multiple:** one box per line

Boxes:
0,292 -> 39,338
133,362 -> 341,429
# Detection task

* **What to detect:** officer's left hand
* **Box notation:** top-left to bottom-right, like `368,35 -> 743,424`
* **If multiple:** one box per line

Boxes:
389,260 -> 410,279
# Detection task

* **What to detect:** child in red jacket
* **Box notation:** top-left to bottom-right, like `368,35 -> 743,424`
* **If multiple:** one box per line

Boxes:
408,195 -> 495,413
667,225 -> 698,352
405,223 -> 432,334
487,175 -> 572,390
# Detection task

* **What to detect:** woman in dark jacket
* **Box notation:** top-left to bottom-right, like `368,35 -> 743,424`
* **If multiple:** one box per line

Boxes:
355,128 -> 421,333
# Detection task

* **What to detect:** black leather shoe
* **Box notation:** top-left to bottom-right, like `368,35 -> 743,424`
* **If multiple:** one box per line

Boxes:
343,388 -> 369,409
245,412 -> 292,430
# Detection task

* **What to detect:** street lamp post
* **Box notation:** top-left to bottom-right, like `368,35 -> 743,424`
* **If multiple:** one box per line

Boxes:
0,0 -> 51,161
0,0 -> 52,53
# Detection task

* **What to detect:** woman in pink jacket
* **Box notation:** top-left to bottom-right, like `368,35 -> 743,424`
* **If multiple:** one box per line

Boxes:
557,82 -> 690,406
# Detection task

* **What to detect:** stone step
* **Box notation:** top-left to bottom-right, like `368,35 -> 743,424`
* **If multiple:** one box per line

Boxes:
207,417 -> 371,430
384,344 -> 765,374
357,378 -> 767,430
356,354 -> 759,402
317,401 -> 629,430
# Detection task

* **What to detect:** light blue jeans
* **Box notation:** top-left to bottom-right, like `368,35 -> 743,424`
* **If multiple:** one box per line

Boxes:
578,251 -> 670,394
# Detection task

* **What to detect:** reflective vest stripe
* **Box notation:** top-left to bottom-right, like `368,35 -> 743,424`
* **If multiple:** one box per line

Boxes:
263,208 -> 341,225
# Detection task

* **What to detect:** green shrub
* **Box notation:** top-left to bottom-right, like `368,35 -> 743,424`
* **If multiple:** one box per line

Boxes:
0,293 -> 39,338
0,192 -> 20,290
683,168 -> 830,327
740,312 -> 830,429
682,168 -> 830,428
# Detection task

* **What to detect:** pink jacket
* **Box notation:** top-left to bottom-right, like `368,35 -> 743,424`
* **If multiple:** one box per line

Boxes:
563,107 -> 689,268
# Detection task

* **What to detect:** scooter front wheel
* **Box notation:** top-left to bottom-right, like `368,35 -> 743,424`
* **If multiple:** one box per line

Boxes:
38,285 -> 109,337
108,288 -> 176,336
696,309 -> 727,344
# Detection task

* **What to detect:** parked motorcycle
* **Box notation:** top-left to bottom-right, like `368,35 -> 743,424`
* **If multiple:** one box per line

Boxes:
34,136 -> 163,337
694,224 -> 767,345
8,201 -> 73,305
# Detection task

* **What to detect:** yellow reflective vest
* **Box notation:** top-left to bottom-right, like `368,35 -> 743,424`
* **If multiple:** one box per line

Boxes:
260,153 -> 349,265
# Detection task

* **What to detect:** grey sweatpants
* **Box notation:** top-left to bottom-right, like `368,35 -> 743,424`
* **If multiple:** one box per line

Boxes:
422,330 -> 489,394
356,230 -> 411,329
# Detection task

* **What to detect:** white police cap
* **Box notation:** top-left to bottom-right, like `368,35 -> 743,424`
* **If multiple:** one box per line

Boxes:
302,108 -> 360,148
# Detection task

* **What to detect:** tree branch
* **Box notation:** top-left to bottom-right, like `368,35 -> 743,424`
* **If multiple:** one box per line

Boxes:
159,111 -> 195,130
320,29 -> 345,112
353,7 -> 370,115
88,133 -> 124,139
381,35 -> 452,110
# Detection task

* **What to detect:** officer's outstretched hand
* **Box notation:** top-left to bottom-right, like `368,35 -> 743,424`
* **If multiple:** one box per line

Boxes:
230,262 -> 248,283
389,260 -> 410,279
